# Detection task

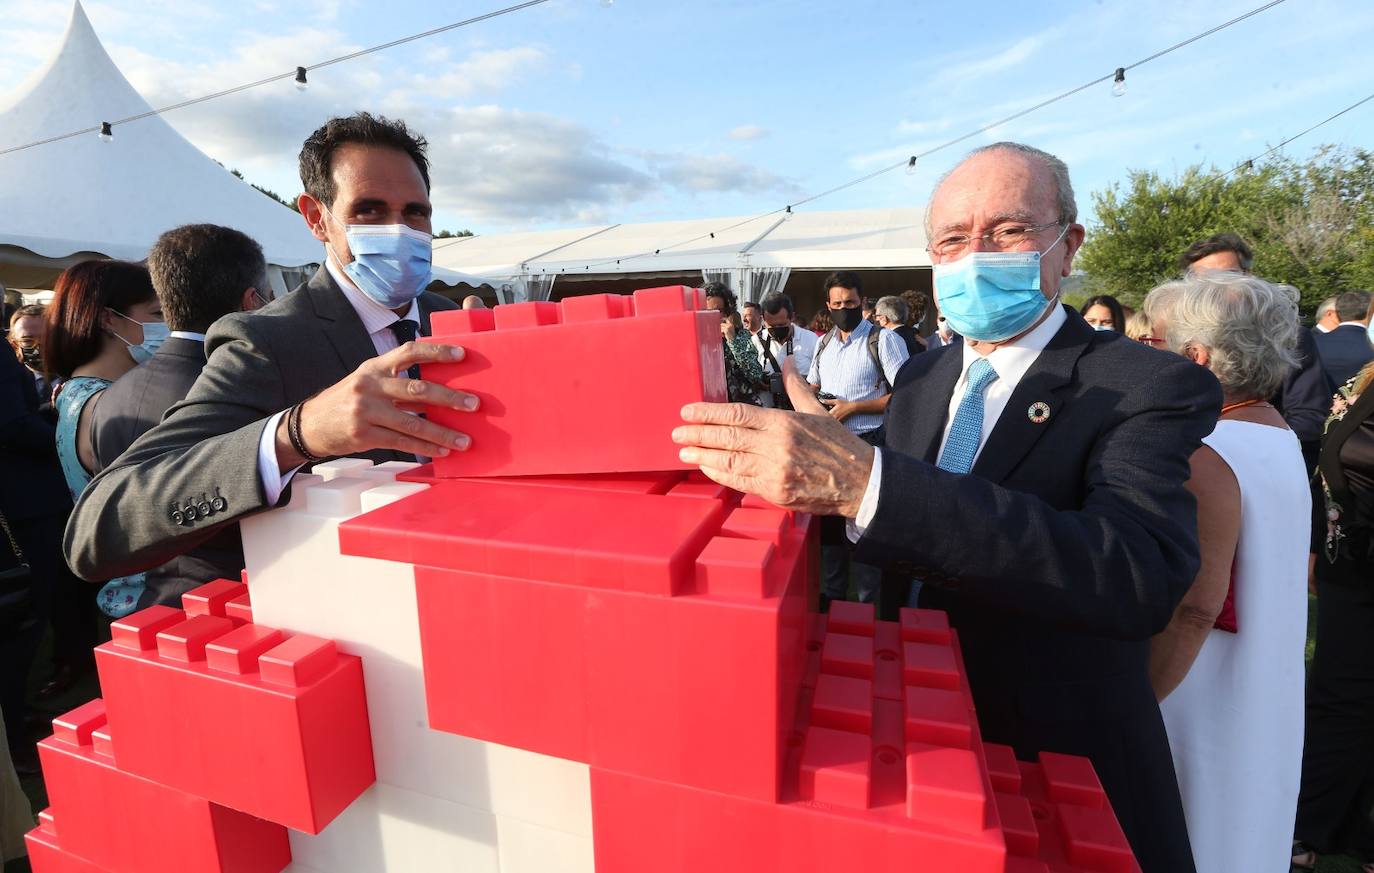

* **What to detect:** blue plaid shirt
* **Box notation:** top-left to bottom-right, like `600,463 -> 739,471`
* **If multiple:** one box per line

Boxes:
807,319 -> 910,434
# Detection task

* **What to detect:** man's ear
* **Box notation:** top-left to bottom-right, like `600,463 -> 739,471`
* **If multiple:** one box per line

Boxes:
299,193 -> 328,243
1184,344 -> 1210,368
241,288 -> 259,312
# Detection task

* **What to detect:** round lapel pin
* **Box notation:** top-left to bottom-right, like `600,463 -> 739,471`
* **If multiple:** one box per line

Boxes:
1028,401 -> 1051,424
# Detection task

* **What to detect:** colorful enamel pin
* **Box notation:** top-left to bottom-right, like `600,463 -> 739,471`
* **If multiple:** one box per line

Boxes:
1028,401 -> 1051,424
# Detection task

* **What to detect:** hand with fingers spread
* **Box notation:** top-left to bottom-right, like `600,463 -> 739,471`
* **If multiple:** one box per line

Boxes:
672,356 -> 874,517
273,340 -> 479,468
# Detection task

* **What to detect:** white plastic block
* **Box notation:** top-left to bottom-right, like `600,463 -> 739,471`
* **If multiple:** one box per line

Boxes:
240,463 -> 594,835
288,782 -> 499,873
311,457 -> 376,481
496,815 -> 595,873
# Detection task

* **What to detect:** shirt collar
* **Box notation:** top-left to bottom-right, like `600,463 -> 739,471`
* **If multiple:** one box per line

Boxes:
1337,320 -> 1367,329
959,302 -> 1067,385
169,330 -> 207,342
326,257 -> 421,334
836,317 -> 874,344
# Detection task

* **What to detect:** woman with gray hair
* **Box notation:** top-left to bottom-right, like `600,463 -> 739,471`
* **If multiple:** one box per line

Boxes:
1142,271 -> 1309,873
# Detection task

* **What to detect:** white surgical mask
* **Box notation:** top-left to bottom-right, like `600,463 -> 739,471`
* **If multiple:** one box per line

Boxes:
108,309 -> 168,364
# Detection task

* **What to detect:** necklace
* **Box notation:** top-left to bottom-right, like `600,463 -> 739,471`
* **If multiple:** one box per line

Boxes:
1220,399 -> 1272,416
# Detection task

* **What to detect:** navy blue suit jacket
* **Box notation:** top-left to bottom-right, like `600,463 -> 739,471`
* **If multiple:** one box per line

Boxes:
854,307 -> 1221,873
0,348 -> 70,523
1315,323 -> 1374,388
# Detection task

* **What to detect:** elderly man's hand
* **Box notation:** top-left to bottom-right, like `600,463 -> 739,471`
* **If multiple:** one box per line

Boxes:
672,357 -> 874,517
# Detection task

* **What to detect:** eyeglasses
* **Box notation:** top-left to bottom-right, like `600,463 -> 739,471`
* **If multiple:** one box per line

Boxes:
927,221 -> 1063,258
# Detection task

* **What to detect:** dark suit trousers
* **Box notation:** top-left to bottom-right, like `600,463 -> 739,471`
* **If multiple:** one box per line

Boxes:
820,428 -> 885,608
1,514 -> 92,749
1295,579 -> 1374,851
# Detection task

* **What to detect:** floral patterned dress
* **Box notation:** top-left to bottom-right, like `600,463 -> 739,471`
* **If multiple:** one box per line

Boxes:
723,332 -> 763,405
55,376 -> 146,617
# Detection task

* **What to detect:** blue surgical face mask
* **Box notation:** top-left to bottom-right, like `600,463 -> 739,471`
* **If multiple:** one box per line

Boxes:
933,225 -> 1069,343
1366,320 -> 1374,348
109,309 -> 168,364
1092,324 -> 1115,332
326,210 -> 433,309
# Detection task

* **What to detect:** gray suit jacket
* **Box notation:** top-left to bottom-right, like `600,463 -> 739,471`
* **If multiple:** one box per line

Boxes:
87,336 -> 246,607
64,268 -> 457,581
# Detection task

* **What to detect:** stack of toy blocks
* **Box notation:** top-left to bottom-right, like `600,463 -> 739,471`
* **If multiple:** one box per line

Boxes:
26,286 -> 1140,872
25,577 -> 373,872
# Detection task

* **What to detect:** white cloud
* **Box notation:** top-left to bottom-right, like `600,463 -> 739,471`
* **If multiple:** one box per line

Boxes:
651,152 -> 794,195
727,124 -> 768,141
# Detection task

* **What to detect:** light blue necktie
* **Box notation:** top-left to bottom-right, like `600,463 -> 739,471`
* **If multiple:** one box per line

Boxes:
937,357 -> 999,475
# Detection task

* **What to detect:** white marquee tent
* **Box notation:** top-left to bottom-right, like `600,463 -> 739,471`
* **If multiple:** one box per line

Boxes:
0,2 -> 326,291
432,207 -> 932,305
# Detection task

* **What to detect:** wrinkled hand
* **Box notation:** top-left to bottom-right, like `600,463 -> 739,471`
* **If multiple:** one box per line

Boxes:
276,341 -> 479,466
672,357 -> 873,517
819,396 -> 859,422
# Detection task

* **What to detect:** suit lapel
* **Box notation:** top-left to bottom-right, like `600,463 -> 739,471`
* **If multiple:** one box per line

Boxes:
971,309 -> 1091,484
908,346 -> 964,463
304,267 -> 379,372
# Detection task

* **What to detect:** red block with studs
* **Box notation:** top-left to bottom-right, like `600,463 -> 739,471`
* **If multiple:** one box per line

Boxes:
92,590 -> 374,834
32,699 -> 289,873
418,285 -> 725,478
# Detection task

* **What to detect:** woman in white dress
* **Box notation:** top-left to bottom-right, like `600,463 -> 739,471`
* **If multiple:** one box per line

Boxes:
1142,272 -> 1310,873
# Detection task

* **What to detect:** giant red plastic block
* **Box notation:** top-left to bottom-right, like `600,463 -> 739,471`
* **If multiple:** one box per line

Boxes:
93,597 -> 375,834
340,478 -> 810,799
588,604 -> 1139,873
35,700 -> 290,873
418,285 -> 726,478
25,814 -> 112,873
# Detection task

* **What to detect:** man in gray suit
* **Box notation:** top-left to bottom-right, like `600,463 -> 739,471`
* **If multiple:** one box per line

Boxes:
64,113 -> 479,581
87,224 -> 271,605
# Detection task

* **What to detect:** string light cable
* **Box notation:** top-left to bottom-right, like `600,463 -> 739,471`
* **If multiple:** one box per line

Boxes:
1217,90 -> 1374,179
0,0 -> 554,157
550,0 -> 1294,273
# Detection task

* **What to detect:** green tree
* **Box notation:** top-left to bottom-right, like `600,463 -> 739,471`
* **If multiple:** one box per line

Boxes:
1077,147 -> 1374,312
435,229 -> 474,239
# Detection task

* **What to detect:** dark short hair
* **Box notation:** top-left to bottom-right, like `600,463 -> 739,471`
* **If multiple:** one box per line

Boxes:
1335,289 -> 1373,323
1079,294 -> 1127,333
823,271 -> 863,298
703,281 -> 738,316
760,292 -> 795,318
148,224 -> 267,333
1179,233 -> 1254,273
299,112 -> 431,207
742,301 -> 761,312
43,261 -> 156,378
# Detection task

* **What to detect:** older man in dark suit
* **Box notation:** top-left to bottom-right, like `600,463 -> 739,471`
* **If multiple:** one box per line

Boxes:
674,142 -> 1220,872
64,113 -> 479,581
86,224 -> 271,606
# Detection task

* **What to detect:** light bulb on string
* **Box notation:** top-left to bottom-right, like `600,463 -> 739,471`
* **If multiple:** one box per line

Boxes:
905,156 -> 918,176
1112,67 -> 1126,98
295,67 -> 308,91
97,121 -> 113,143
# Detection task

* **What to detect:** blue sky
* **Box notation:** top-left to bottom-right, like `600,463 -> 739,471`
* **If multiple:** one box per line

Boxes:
1,0 -> 1371,237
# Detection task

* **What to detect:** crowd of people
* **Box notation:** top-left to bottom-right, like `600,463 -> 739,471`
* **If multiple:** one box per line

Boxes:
0,114 -> 1371,873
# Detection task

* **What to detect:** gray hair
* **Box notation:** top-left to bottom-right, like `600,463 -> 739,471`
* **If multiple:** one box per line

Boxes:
1315,296 -> 1338,320
874,295 -> 908,325
926,142 -> 1078,235
1142,272 -> 1300,400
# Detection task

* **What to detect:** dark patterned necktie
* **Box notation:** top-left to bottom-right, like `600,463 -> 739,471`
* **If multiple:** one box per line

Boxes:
388,319 -> 421,379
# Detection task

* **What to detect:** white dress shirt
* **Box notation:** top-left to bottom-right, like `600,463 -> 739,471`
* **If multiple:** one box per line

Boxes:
255,259 -> 421,504
850,303 -> 1068,539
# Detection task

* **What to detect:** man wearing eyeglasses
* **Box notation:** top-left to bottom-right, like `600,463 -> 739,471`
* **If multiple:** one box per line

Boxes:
674,142 -> 1220,872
